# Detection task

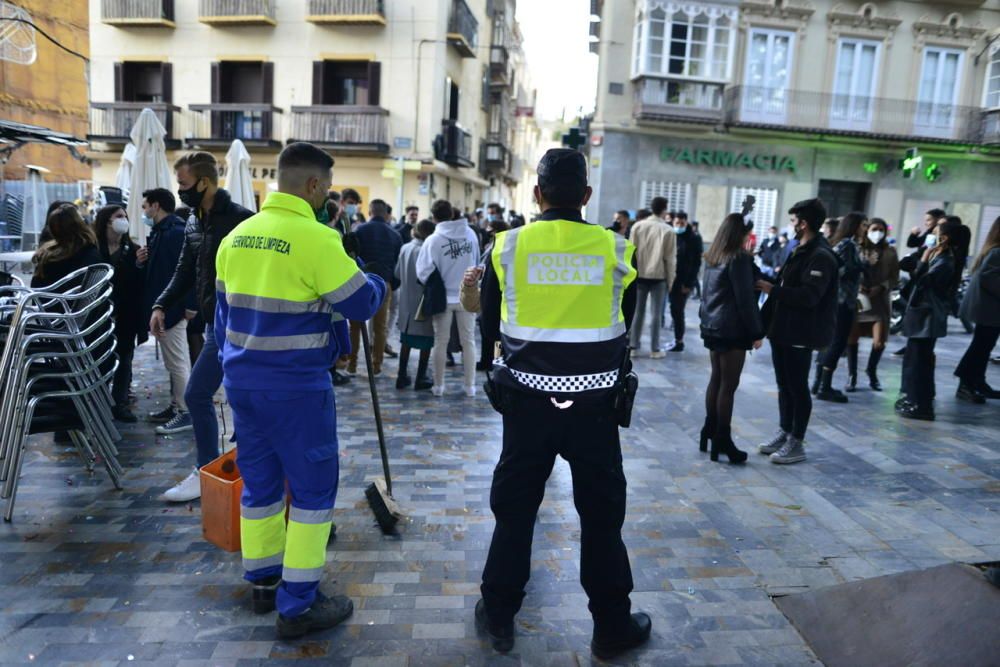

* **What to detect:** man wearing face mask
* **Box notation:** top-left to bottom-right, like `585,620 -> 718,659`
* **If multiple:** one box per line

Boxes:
215,141 -> 386,637
666,211 -> 702,352
138,188 -> 195,428
341,188 -> 362,230
758,226 -> 783,277
755,198 -> 838,465
152,151 -> 254,502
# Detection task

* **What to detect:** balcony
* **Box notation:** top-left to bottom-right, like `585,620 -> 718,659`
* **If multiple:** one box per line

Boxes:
101,0 -> 175,27
981,109 -> 1000,145
724,86 -> 984,144
288,106 -> 389,153
481,141 -> 511,176
489,46 -> 512,88
187,103 -> 282,147
435,120 -> 474,168
199,0 -> 276,25
447,0 -> 478,58
307,0 -> 386,25
633,76 -> 725,123
88,102 -> 182,147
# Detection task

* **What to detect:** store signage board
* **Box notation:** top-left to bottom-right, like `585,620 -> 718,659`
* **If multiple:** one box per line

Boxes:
660,146 -> 797,174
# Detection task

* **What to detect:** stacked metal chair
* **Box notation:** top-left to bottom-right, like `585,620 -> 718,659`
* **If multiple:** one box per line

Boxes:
0,264 -> 124,521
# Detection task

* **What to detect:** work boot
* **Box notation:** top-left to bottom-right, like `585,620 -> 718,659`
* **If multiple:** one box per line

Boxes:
866,347 -> 884,391
591,612 -> 653,660
276,591 -> 354,640
251,575 -> 280,614
770,436 -> 807,464
475,599 -> 514,653
816,368 -> 849,403
845,344 -> 859,393
758,429 -> 787,455
810,360 -> 823,395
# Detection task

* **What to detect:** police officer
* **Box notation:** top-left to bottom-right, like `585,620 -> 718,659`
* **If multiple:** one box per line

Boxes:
475,149 -> 651,659
214,142 -> 386,638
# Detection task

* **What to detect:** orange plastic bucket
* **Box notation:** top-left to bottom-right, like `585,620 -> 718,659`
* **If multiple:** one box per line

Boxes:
199,448 -> 243,552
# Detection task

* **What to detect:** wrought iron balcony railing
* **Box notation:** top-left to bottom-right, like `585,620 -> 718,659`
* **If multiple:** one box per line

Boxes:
633,76 -> 725,123
199,0 -> 276,25
307,0 -> 385,25
436,120 -> 474,168
89,102 -> 182,144
101,0 -> 175,26
447,0 -> 478,58
288,106 -> 389,152
187,103 -> 282,145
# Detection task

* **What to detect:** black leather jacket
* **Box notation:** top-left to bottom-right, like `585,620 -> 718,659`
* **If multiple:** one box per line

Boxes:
699,252 -> 763,341
763,234 -> 839,349
154,188 -> 253,323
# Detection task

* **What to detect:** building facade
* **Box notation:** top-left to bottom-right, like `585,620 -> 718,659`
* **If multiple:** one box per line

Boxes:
588,0 -> 1000,250
87,0 -> 538,214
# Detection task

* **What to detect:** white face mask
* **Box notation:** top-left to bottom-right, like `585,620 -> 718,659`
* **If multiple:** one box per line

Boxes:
924,233 -> 937,248
867,230 -> 885,244
111,217 -> 130,235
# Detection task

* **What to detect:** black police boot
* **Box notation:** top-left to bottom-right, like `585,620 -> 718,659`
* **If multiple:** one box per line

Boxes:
867,347 -> 884,391
816,368 -> 849,403
591,612 -> 653,660
845,344 -> 859,393
251,575 -> 280,614
276,591 -> 354,640
475,599 -> 514,652
810,360 -> 823,395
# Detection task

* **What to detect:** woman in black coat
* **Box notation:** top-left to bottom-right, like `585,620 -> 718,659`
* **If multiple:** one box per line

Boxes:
698,213 -> 764,463
897,216 -> 969,421
954,216 -> 1000,402
31,204 -> 102,288
95,205 -> 147,423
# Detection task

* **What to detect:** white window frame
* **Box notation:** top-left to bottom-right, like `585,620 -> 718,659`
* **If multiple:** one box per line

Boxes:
983,44 -> 1000,110
740,27 -> 796,124
631,1 -> 737,84
914,45 -> 964,138
730,186 -> 779,245
640,180 -> 692,215
829,37 -> 882,132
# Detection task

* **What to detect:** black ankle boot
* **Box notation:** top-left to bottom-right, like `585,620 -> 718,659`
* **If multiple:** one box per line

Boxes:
816,368 -> 849,403
709,430 -> 747,464
395,374 -> 412,390
699,416 -> 714,453
845,344 -> 859,392
810,360 -> 823,395
867,347 -> 884,391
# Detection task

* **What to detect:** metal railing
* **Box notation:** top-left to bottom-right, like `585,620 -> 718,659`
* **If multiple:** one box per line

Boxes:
288,106 -> 389,149
199,0 -> 275,20
448,0 -> 478,49
724,85 -> 984,143
981,109 -> 1000,145
308,0 -> 384,18
101,0 -> 174,22
490,46 -> 512,87
188,103 -> 281,143
482,142 -> 510,171
437,120 -> 473,167
633,76 -> 725,122
89,102 -> 181,140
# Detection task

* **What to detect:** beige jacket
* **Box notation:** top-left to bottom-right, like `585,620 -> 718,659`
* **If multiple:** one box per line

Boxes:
629,216 -> 677,284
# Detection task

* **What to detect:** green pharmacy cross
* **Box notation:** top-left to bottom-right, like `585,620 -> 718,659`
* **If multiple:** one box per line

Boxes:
562,127 -> 586,151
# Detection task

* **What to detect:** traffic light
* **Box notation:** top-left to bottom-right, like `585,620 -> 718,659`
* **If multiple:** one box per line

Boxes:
899,147 -> 921,179
924,162 -> 942,182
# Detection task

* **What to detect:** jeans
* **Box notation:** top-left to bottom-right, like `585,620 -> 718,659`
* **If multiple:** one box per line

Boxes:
902,337 -> 937,409
432,304 -> 477,389
161,319 -> 191,411
348,290 -> 392,373
186,325 -> 223,468
629,280 -> 667,351
481,392 -> 633,632
821,302 -> 857,372
954,324 -> 1000,388
669,280 -> 690,342
771,343 -> 813,439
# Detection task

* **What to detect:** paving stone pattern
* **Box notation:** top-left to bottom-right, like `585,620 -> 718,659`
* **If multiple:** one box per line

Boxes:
1,303 -> 998,666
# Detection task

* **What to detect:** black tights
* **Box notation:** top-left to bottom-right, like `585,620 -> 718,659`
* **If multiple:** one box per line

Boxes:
704,349 -> 747,439
398,345 -> 430,380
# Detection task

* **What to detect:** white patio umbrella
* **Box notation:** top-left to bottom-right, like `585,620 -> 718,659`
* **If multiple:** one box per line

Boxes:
127,109 -> 172,243
224,139 -> 256,212
115,142 -> 137,197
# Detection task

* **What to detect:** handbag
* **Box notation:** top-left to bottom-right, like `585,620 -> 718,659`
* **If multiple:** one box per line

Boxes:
416,269 -> 447,321
856,293 -> 872,312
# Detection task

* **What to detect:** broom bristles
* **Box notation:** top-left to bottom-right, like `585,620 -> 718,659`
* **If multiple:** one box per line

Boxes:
365,479 -> 400,533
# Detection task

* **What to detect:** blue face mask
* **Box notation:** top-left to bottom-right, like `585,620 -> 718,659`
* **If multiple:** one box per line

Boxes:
675,225 -> 687,235
141,214 -> 155,228
344,204 -> 358,218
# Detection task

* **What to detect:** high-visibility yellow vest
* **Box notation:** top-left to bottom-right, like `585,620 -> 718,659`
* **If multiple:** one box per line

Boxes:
491,219 -> 636,344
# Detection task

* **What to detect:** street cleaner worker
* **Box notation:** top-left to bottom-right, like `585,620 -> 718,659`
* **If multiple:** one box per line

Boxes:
475,148 -> 651,659
214,142 -> 386,639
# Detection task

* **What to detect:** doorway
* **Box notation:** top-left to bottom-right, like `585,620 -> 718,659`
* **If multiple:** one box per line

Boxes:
818,179 -> 871,219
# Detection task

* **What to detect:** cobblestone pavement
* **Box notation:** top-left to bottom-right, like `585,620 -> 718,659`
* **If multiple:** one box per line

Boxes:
1,303 -> 998,666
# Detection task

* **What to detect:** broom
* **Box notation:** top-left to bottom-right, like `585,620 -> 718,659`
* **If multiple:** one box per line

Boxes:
359,324 -> 401,533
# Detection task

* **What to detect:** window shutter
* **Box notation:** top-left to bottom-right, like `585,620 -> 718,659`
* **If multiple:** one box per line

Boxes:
367,61 -> 382,107
160,62 -> 173,103
262,62 -> 274,104
210,62 -> 221,103
312,61 -> 324,105
114,62 -> 124,101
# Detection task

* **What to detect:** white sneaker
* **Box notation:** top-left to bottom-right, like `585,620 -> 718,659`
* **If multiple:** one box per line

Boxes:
650,351 -> 666,359
432,385 -> 445,397
464,386 -> 477,398
162,468 -> 201,502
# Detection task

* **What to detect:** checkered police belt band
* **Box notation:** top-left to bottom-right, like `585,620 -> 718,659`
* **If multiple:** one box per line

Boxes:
496,358 -> 619,393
